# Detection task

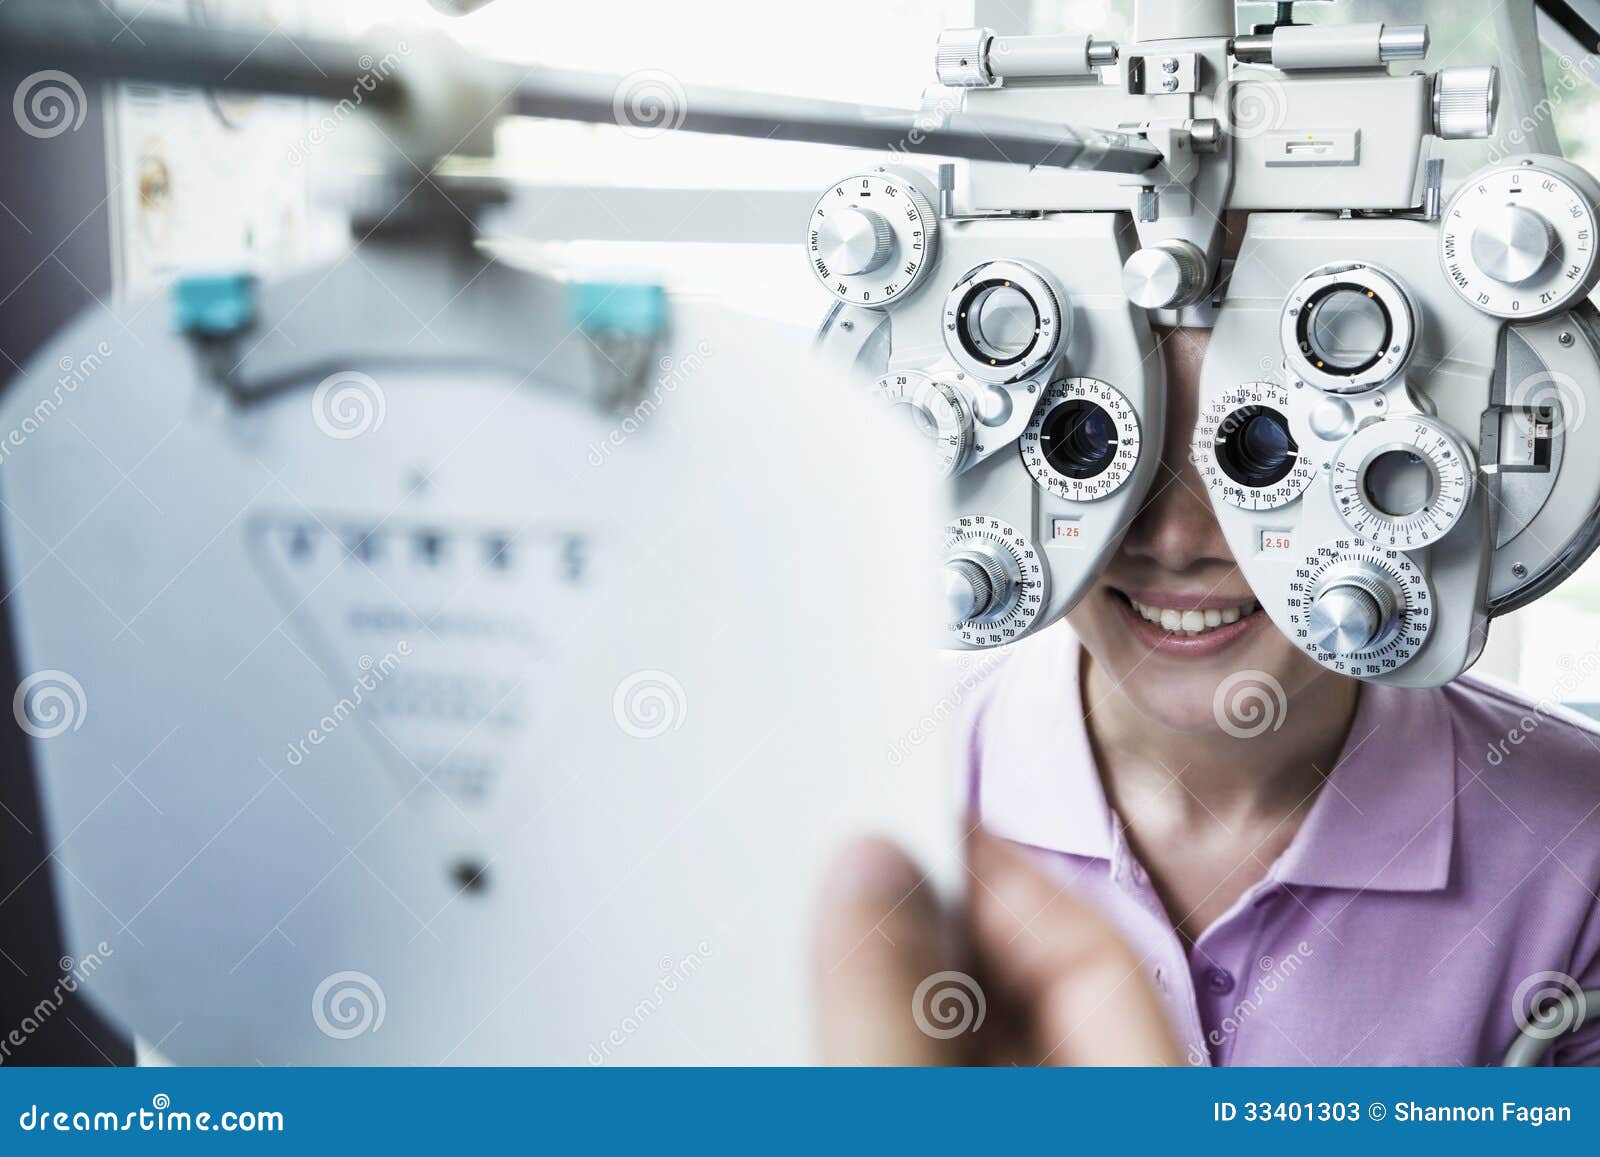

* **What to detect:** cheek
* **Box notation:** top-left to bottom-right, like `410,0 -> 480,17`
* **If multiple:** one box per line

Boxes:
1063,594 -> 1119,668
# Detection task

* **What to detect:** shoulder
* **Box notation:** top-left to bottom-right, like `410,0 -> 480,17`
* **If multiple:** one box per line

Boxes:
1438,672 -> 1600,1056
1446,670 -> 1600,777
1438,670 -> 1600,858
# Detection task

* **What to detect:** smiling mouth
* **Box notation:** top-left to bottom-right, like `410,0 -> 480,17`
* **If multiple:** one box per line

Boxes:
1110,588 -> 1263,638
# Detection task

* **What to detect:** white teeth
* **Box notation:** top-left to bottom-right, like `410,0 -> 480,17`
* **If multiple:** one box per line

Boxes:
1127,596 -> 1256,635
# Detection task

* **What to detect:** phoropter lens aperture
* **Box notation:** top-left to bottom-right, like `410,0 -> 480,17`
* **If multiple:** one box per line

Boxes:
1041,399 -> 1117,480
1298,283 -> 1392,377
1215,406 -> 1298,489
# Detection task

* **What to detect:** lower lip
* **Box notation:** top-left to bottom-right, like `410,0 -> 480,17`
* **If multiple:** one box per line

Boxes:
1112,591 -> 1267,658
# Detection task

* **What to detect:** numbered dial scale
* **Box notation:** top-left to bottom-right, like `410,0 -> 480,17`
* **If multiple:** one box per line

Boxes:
873,369 -> 975,478
1286,541 -> 1434,676
808,170 -> 939,307
1440,157 -> 1600,319
1329,416 -> 1474,550
1193,381 -> 1317,511
1021,378 -> 1141,501
942,515 -> 1047,647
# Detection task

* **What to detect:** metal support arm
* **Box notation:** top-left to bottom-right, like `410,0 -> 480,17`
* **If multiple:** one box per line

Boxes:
0,0 -> 1161,175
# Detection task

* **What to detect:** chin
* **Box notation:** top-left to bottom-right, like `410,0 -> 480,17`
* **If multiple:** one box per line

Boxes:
1068,583 -> 1322,734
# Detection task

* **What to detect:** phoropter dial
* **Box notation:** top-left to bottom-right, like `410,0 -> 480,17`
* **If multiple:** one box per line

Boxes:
1440,156 -> 1600,319
1281,263 -> 1416,394
1286,541 -> 1434,676
1193,381 -> 1316,511
943,515 -> 1047,647
873,369 -> 976,478
1020,377 -> 1140,501
943,260 -> 1067,384
808,169 -> 939,308
1329,416 -> 1475,551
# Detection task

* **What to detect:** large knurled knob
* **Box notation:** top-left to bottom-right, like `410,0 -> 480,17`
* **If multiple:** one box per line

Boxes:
936,27 -> 995,87
1307,574 -> 1399,655
1432,66 -> 1499,140
1470,204 -> 1555,285
944,550 -> 1012,621
1122,240 -> 1208,310
815,207 -> 893,277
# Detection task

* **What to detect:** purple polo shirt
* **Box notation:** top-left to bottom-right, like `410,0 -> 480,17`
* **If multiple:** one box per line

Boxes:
964,625 -> 1600,1066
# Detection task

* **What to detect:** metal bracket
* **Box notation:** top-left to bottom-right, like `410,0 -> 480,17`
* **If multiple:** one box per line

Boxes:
1123,52 -> 1200,96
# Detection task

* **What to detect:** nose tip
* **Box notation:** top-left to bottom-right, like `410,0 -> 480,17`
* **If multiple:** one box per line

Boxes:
1125,461 -> 1235,573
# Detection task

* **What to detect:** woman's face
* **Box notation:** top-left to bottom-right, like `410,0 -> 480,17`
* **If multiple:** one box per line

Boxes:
1066,326 -> 1335,732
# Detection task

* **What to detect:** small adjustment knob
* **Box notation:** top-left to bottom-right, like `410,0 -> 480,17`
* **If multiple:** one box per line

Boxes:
1378,25 -> 1430,62
815,207 -> 893,277
1122,240 -> 1208,310
944,549 -> 1012,621
1307,574 -> 1399,656
1470,204 -> 1555,285
936,27 -> 995,87
1432,66 -> 1498,140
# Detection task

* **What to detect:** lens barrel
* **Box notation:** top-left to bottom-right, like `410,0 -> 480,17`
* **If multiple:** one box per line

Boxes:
1215,405 -> 1298,488
1040,399 -> 1118,480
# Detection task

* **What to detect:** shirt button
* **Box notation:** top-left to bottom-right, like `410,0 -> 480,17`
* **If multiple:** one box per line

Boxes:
1205,967 -> 1235,995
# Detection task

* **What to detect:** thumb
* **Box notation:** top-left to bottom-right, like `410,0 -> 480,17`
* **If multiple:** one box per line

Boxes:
811,836 -> 965,1065
968,830 -> 1184,1066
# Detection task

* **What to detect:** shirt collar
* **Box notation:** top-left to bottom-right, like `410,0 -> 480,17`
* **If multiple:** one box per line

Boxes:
975,629 -> 1457,893
1267,678 -> 1456,892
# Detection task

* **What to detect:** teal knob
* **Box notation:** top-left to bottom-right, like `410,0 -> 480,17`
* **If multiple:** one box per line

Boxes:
173,272 -> 257,337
